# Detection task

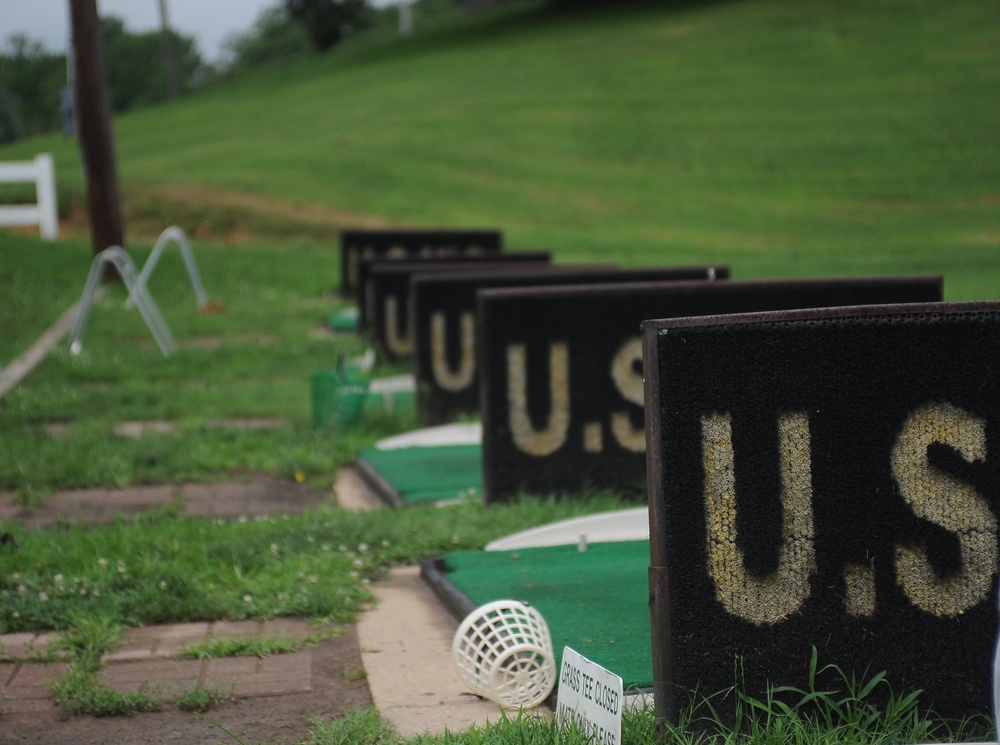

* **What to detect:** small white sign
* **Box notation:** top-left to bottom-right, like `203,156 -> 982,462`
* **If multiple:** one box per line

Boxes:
556,646 -> 623,745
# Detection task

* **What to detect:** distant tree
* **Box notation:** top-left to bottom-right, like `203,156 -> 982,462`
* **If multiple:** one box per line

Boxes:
222,5 -> 312,71
0,35 -> 65,139
286,0 -> 373,52
100,15 -> 205,112
0,89 -> 26,144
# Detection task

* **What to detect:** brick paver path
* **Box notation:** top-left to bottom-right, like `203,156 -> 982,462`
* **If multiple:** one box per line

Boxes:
0,476 -> 335,715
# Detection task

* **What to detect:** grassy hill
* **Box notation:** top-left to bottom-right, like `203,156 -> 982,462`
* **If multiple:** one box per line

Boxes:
1,0 -> 997,297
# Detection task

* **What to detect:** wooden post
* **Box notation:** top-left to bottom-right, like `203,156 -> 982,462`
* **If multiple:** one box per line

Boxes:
70,0 -> 125,259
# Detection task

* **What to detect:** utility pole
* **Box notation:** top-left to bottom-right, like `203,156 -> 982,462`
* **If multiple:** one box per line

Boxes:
157,0 -> 181,100
399,1 -> 413,36
69,0 -> 125,259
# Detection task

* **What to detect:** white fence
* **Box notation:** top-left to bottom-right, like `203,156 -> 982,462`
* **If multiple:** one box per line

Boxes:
0,154 -> 58,239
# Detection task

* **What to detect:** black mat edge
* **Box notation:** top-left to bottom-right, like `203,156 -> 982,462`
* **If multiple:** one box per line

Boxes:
420,556 -> 478,621
641,297 -> 989,334
355,456 -> 404,508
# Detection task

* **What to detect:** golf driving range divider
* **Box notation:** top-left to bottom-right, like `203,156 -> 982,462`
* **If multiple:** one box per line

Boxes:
643,301 -> 1000,723
479,276 -> 943,504
339,228 -> 502,297
364,256 -> 554,359
412,265 -> 729,425
355,252 -> 552,333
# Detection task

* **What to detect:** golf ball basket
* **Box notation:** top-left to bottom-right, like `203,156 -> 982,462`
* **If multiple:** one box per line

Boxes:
452,599 -> 555,709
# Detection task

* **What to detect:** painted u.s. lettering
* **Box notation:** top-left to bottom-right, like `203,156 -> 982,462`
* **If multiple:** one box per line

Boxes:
505,336 -> 646,456
507,342 -> 570,457
892,403 -> 996,617
383,295 -> 412,356
431,311 -> 475,391
703,411 -> 816,625
702,402 -> 996,624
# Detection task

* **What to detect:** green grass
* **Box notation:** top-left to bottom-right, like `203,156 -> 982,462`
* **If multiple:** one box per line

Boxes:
51,670 -> 163,717
176,683 -> 233,713
283,681 -> 989,745
0,233 -> 94,363
182,633 -> 309,660
0,234 -> 393,498
0,494 -> 625,633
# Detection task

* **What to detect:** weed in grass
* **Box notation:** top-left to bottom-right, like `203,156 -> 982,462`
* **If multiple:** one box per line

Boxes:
344,665 -> 367,682
51,668 -> 163,717
41,608 -> 166,717
176,683 -> 233,713
674,648 -> 992,745
303,708 -> 397,745
9,486 -> 46,509
50,609 -> 124,667
182,634 -> 300,660
727,648 -> 935,745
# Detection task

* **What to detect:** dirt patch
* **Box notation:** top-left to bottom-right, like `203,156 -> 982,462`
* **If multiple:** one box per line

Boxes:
151,184 -> 394,232
57,182 -> 401,245
0,628 -> 372,745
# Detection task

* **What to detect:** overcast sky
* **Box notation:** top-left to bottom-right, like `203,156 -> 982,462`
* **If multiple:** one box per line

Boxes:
0,0 -> 361,64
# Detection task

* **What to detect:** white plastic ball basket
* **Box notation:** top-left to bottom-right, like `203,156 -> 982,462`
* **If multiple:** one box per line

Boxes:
451,599 -> 556,709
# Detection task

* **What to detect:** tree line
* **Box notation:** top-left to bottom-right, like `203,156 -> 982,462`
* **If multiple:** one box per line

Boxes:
0,15 -> 206,144
0,0 -> 620,144
0,1 -> 410,144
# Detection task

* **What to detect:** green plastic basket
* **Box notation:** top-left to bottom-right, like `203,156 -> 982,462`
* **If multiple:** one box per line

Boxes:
310,368 -> 369,429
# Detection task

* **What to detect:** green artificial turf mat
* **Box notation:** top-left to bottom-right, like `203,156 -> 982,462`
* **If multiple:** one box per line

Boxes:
357,444 -> 482,504
329,307 -> 359,332
442,541 -> 651,689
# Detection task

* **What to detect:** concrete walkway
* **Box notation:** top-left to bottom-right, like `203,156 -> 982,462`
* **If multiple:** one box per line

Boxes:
0,470 -> 518,735
359,566 -> 508,737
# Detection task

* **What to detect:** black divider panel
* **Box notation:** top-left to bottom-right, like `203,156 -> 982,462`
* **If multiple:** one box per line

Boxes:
357,252 -> 551,333
367,256 -> 551,360
339,229 -> 502,296
413,265 -> 728,425
478,276 -> 942,504
643,301 -> 1000,723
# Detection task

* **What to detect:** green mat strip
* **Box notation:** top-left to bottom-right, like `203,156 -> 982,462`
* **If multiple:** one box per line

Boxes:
329,307 -> 359,332
357,444 -> 482,506
440,541 -> 652,690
